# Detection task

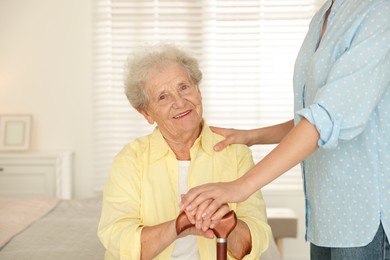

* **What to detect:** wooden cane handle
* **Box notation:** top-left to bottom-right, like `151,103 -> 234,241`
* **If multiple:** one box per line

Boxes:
212,211 -> 237,238
175,211 -> 194,234
176,211 -> 237,260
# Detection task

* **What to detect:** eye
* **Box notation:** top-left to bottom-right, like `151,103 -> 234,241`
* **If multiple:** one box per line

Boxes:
180,85 -> 189,91
158,94 -> 166,101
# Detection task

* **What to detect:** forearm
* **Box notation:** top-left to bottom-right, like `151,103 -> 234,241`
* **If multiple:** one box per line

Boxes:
240,118 -> 319,198
248,119 -> 294,146
141,220 -> 177,260
227,220 -> 252,259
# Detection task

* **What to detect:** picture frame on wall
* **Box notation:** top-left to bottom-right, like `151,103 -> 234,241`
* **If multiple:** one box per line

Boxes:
0,114 -> 32,151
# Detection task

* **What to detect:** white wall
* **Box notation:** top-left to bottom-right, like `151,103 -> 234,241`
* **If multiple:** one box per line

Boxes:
0,0 -> 94,198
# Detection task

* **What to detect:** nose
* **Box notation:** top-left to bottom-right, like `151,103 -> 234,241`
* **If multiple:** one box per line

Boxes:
172,93 -> 186,108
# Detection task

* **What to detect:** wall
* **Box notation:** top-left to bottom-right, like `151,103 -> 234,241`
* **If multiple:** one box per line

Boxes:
0,0 -> 93,198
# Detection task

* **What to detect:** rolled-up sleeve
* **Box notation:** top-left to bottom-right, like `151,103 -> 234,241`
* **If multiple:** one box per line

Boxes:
297,104 -> 343,148
297,5 -> 390,149
98,146 -> 143,260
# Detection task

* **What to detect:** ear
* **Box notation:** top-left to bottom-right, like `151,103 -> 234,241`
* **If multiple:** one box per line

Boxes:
137,107 -> 155,125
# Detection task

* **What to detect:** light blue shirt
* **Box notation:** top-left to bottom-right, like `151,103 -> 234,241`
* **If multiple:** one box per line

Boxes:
293,0 -> 390,247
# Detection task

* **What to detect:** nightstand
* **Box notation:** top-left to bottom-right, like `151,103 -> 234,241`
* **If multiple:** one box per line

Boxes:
0,151 -> 73,199
267,208 -> 298,256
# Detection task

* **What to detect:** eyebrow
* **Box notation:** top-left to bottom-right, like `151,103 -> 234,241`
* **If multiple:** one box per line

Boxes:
152,79 -> 192,98
177,80 -> 191,86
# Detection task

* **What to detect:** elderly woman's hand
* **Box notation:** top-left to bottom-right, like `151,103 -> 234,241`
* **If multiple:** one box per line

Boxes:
201,203 -> 230,231
178,225 -> 216,239
183,201 -> 230,233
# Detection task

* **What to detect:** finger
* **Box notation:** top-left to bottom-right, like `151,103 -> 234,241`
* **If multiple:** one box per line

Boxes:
184,210 -> 196,224
201,217 -> 212,232
195,199 -> 212,221
180,186 -> 208,211
195,200 -> 212,229
209,218 -> 219,230
203,229 -> 215,239
183,188 -> 215,211
213,139 -> 230,152
201,199 -> 222,220
190,227 -> 214,239
209,205 -> 230,229
178,194 -> 185,211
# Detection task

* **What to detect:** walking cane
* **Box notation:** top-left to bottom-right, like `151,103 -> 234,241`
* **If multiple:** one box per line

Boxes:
176,210 -> 237,260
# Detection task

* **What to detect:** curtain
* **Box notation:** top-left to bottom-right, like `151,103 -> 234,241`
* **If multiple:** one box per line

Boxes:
93,0 -> 324,192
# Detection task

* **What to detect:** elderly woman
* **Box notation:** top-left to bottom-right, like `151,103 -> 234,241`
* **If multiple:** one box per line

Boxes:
98,44 -> 270,260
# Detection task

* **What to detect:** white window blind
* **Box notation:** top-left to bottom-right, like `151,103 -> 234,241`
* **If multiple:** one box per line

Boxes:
93,0 -> 324,192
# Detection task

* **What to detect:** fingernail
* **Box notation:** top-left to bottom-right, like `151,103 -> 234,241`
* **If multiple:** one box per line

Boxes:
178,202 -> 183,210
201,212 -> 206,218
214,145 -> 220,151
210,224 -> 215,229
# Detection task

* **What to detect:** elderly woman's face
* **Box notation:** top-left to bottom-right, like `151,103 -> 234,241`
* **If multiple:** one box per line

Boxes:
140,62 -> 203,140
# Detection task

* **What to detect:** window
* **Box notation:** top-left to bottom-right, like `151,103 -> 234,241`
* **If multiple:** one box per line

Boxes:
93,0 -> 324,192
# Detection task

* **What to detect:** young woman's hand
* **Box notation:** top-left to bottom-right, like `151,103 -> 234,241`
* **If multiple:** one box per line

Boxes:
179,201 -> 230,239
180,180 -> 250,221
211,120 -> 295,151
210,127 -> 254,151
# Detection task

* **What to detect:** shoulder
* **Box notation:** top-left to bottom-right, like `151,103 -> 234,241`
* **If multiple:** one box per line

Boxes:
347,0 -> 390,19
350,0 -> 390,39
333,0 -> 390,46
211,132 -> 253,157
113,133 -> 152,163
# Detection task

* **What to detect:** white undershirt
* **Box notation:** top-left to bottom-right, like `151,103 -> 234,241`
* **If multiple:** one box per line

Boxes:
171,161 -> 200,260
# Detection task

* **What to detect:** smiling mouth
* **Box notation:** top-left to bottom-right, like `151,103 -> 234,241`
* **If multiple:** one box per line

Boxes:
173,110 -> 191,119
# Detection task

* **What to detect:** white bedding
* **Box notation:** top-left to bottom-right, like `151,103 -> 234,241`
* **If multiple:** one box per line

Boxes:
0,197 -> 105,260
0,197 -> 59,248
0,197 -> 280,260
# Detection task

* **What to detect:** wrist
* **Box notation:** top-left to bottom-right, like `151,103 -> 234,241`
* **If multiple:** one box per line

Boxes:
237,169 -> 261,200
234,177 -> 253,202
246,129 -> 258,147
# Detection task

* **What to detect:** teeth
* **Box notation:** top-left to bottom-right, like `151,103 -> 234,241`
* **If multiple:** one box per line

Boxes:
174,111 -> 190,119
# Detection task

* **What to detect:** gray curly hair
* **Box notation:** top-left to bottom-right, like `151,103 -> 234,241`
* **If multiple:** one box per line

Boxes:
124,44 -> 203,111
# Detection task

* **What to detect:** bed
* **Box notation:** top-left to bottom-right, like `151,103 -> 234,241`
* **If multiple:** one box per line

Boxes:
0,196 -> 104,259
0,197 -> 283,260
0,157 -> 283,260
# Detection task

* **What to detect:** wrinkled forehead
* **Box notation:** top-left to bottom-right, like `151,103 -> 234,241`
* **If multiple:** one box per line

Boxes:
145,62 -> 194,92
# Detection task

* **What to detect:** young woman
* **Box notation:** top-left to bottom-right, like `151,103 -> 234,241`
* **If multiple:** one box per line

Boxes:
181,0 -> 390,259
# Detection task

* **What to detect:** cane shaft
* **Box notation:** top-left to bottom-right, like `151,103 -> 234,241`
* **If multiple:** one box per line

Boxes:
216,242 -> 228,260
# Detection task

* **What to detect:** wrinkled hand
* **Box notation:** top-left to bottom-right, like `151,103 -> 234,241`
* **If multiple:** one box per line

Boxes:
210,126 -> 252,151
184,200 -> 230,232
180,181 -> 248,221
178,225 -> 215,239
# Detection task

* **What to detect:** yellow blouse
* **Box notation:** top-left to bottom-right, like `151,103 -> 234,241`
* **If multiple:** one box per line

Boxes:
98,122 -> 270,259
